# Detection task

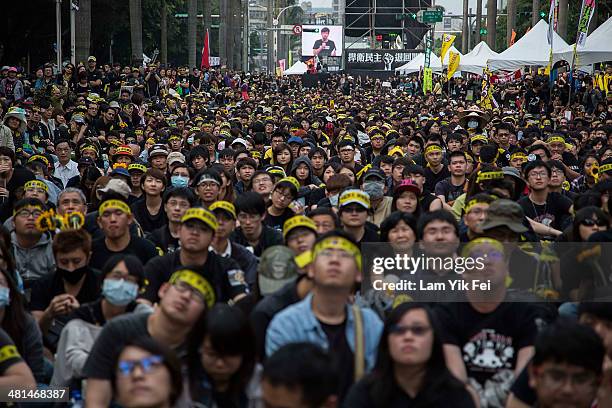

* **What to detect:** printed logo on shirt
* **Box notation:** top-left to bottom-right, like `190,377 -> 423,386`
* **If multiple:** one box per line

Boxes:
227,269 -> 247,287
462,329 -> 514,372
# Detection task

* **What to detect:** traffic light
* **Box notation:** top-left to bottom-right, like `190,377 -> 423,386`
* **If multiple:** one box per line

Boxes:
376,34 -> 383,41
540,11 -> 546,18
479,28 -> 487,35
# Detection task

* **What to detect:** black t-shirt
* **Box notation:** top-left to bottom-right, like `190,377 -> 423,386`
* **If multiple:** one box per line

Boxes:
130,199 -> 168,234
0,166 -> 36,222
83,312 -> 151,380
29,269 -> 101,312
424,166 -> 451,194
319,318 -> 354,401
146,225 -> 180,254
142,250 -> 248,304
89,236 -> 158,271
264,207 -> 294,233
434,177 -> 465,204
518,192 -> 572,232
343,376 -> 476,408
436,300 -> 539,386
231,225 -> 284,257
313,39 -> 337,57
0,327 -> 23,374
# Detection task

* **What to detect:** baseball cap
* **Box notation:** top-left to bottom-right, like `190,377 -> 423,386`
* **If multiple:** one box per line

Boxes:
257,246 -> 299,296
8,67 -> 17,73
149,145 -> 169,158
362,168 -> 386,182
209,201 -> 237,219
339,189 -> 370,209
479,199 -> 528,233
180,207 -> 218,232
110,167 -> 130,178
87,56 -> 97,62
283,215 -> 317,240
98,179 -> 131,199
287,136 -> 304,145
394,179 -> 421,197
167,152 -> 186,166
231,138 -> 248,148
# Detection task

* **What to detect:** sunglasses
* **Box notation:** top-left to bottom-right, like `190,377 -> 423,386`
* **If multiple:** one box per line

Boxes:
581,218 -> 608,227
118,355 -> 163,376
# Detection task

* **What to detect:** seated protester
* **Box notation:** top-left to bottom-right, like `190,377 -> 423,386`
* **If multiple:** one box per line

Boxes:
283,215 -> 317,258
194,168 -> 222,208
142,207 -> 248,305
251,170 -> 274,205
209,201 -> 259,291
518,160 -> 572,239
189,145 -> 209,172
262,343 -> 338,408
56,187 -> 88,216
309,206 -> 341,235
548,160 -> 577,201
422,143 -> 450,194
436,238 -> 543,408
235,157 -> 257,194
266,230 -> 383,401
338,189 -> 379,248
344,303 -> 477,408
23,179 -> 53,208
186,304 -> 258,407
361,168 -> 393,227
147,187 -> 195,254
10,198 -> 55,290
83,267 -> 208,407
309,147 -> 328,181
266,177 -> 300,232
127,162 -> 147,200
386,157 -> 415,195
459,193 -> 496,242
89,194 -> 157,270
130,168 -> 168,234
169,163 -> 193,189
527,320 -> 604,408
0,146 -> 37,224
30,229 -> 100,351
402,164 -> 443,212
250,246 -> 308,360
315,174 -> 353,209
232,192 -> 283,257
392,179 -> 422,217
112,337 -> 183,408
290,156 -> 321,204
571,153 -> 599,194
0,327 -> 36,389
435,150 -> 468,206
51,254 -> 148,387
337,140 -> 364,173
0,264 -> 45,383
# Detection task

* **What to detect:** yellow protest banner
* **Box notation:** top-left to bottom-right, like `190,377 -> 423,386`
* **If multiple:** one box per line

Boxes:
440,34 -> 456,63
423,68 -> 433,93
447,51 -> 460,80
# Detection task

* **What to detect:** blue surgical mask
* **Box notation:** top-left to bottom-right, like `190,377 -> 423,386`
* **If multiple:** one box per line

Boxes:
0,287 -> 10,308
102,279 -> 138,306
187,135 -> 194,145
171,175 -> 189,188
329,194 -> 339,207
467,120 -> 479,129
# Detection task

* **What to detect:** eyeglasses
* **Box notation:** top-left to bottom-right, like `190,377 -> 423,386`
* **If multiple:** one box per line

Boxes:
528,171 -> 549,179
167,200 -> 190,209
581,218 -> 608,227
389,324 -> 432,336
237,213 -> 261,222
172,280 -> 205,304
536,368 -> 599,390
16,209 -> 42,219
117,355 -> 164,376
198,182 -> 219,190
274,190 -> 292,201
25,188 -> 46,195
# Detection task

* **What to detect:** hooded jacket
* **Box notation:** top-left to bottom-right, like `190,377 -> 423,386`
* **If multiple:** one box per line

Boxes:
11,231 -> 56,283
0,109 -> 24,151
290,156 -> 322,187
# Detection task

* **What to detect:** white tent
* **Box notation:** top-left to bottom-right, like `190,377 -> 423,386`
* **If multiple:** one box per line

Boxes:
459,41 -> 499,75
554,17 -> 612,66
395,53 -> 442,75
282,61 -> 308,75
488,19 -> 570,71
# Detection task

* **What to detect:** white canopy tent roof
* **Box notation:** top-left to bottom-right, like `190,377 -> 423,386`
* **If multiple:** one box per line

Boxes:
395,53 -> 442,74
283,61 -> 308,75
459,41 -> 499,75
554,17 -> 612,66
488,19 -> 570,71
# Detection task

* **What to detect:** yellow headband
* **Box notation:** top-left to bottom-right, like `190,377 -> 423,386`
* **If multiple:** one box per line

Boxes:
283,215 -> 317,239
278,176 -> 300,191
425,145 -> 443,155
464,198 -> 488,214
27,155 -> 50,167
476,171 -> 504,183
600,163 -> 612,174
181,208 -> 218,231
99,199 -> 131,215
546,136 -> 565,145
312,236 -> 362,270
128,163 -> 147,173
24,180 -> 48,193
81,145 -> 98,154
470,135 -> 488,144
339,190 -> 370,209
510,152 -> 527,162
461,238 -> 505,258
209,201 -> 237,219
169,269 -> 216,308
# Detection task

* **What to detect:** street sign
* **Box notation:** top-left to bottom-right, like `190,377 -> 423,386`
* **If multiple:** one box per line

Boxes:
292,25 -> 302,35
417,9 -> 443,23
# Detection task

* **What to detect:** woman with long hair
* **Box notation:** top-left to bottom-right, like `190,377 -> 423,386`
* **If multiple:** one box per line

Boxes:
187,304 -> 257,407
130,168 -> 168,233
272,142 -> 293,174
344,303 -> 476,407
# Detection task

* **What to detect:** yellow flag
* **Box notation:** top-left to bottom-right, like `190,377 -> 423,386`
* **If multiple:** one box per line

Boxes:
440,34 -> 456,63
447,51 -> 460,80
423,68 -> 433,93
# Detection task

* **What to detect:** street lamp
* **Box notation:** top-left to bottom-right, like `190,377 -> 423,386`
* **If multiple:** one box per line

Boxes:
271,4 -> 302,73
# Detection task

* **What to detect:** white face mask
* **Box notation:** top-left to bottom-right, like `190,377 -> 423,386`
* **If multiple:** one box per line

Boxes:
329,194 -> 339,207
467,120 -> 479,129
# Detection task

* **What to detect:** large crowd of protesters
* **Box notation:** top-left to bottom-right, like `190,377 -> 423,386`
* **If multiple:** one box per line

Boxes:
0,55 -> 610,408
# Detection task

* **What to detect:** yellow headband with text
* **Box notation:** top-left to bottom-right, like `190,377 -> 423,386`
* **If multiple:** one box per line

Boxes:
99,199 -> 131,215
312,236 -> 362,271
169,269 -> 216,308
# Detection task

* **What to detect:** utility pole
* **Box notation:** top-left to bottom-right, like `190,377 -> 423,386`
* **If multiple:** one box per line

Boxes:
56,0 -> 63,70
243,1 -> 249,71
161,0 -> 167,64
188,0 -> 197,68
532,0 -> 540,26
507,0 -> 516,46
267,0 -> 274,73
462,0 -> 469,53
558,0 -> 568,40
476,0 -> 482,46
70,1 -> 77,65
486,0 -> 496,49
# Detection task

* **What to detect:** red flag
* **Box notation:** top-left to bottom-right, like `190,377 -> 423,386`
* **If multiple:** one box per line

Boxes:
201,29 -> 210,69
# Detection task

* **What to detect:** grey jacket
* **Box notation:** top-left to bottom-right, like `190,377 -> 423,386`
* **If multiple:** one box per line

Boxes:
0,124 -> 15,151
11,231 -> 55,282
